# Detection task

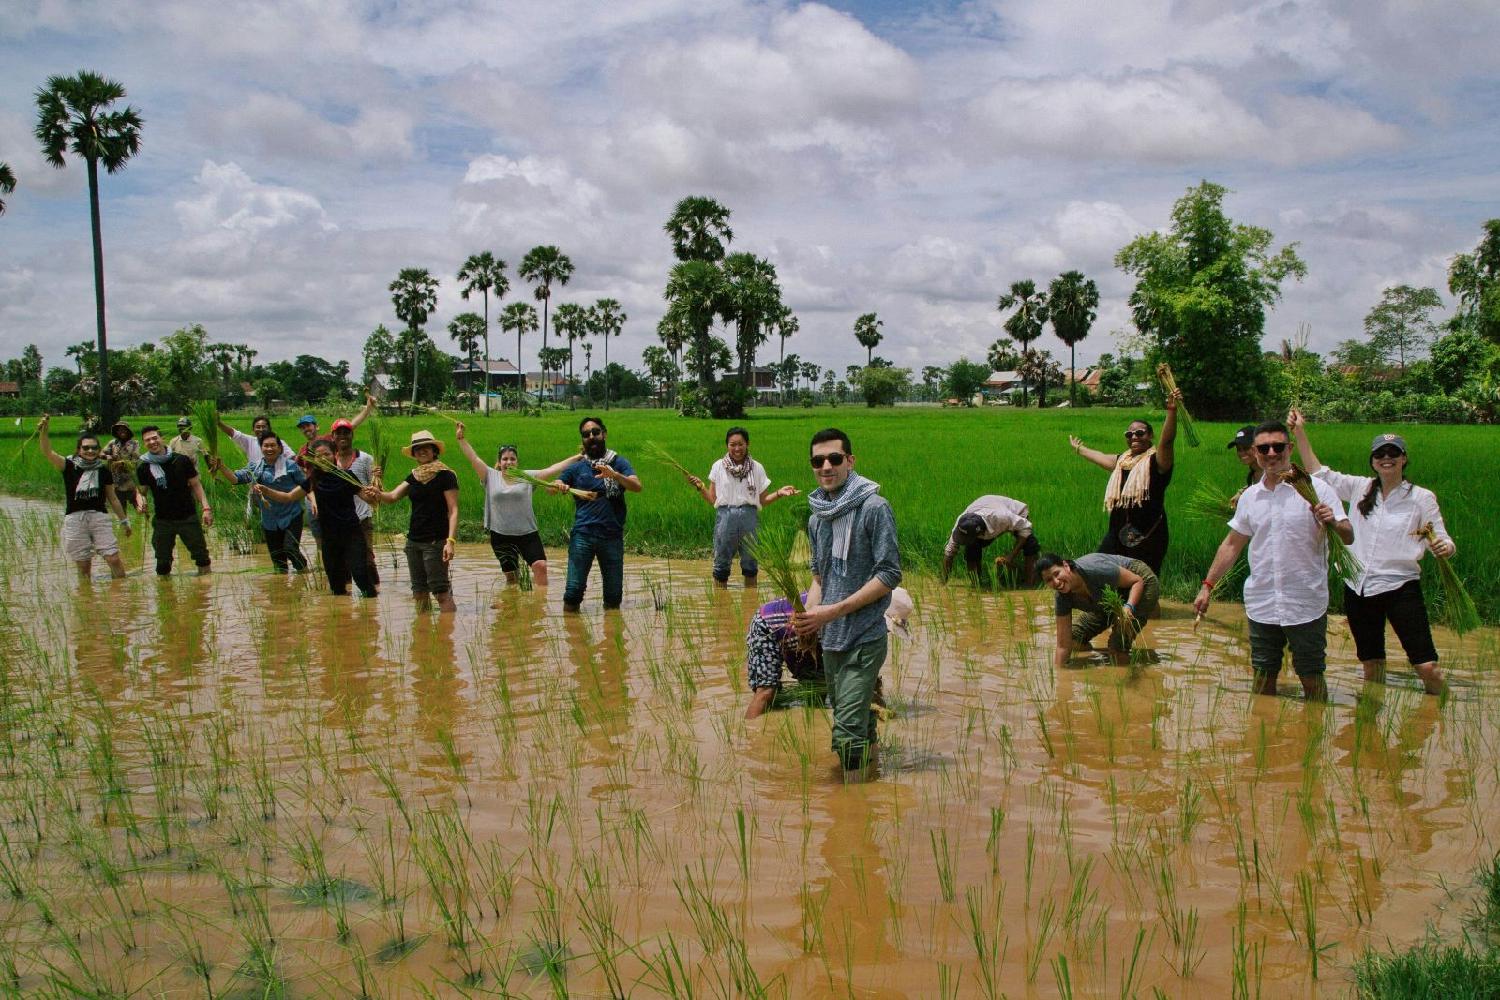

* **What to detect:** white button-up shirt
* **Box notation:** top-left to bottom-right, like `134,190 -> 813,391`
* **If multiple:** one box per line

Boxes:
944,495 -> 1034,556
1228,476 -> 1349,626
1313,466 -> 1453,597
708,457 -> 770,508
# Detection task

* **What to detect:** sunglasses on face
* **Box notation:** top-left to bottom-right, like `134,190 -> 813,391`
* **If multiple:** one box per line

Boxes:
79,444 -> 100,451
581,428 -> 605,438
809,453 -> 847,469
1255,441 -> 1288,455
1372,446 -> 1404,460
1124,429 -> 1150,440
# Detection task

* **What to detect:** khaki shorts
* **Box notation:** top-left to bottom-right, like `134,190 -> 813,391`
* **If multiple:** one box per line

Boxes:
62,510 -> 120,562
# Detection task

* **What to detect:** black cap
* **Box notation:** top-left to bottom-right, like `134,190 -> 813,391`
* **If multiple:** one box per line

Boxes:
1227,425 -> 1255,449
954,512 -> 987,541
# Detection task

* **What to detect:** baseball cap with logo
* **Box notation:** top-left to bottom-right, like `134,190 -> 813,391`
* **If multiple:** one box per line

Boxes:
1227,425 -> 1255,449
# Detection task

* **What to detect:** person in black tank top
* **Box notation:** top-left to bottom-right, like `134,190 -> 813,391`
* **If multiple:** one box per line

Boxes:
37,416 -> 132,579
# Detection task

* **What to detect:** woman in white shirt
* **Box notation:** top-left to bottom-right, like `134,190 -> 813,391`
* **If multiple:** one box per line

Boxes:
688,426 -> 799,587
1289,409 -> 1455,694
454,421 -> 577,589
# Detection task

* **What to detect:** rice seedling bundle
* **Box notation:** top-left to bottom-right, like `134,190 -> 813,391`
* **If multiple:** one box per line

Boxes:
303,452 -> 368,489
1155,363 -> 1201,447
502,466 -> 597,501
750,518 -> 808,615
1279,464 -> 1363,584
1417,522 -> 1480,635
639,440 -> 699,485
1097,586 -> 1141,649
191,399 -> 220,458
1184,479 -> 1241,525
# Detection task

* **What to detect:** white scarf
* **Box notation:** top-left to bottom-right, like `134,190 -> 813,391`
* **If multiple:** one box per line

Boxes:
1103,448 -> 1155,512
808,471 -> 881,574
67,456 -> 103,500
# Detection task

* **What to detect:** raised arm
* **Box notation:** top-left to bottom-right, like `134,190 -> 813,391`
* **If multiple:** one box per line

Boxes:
1156,389 -> 1180,471
1068,435 -> 1120,472
531,453 -> 583,480
350,393 -> 377,427
453,422 -> 493,481
37,415 -> 66,471
1287,408 -> 1323,471
204,454 -> 240,485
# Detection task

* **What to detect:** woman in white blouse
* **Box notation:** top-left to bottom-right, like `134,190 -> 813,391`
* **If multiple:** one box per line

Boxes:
1289,409 -> 1455,694
688,426 -> 799,587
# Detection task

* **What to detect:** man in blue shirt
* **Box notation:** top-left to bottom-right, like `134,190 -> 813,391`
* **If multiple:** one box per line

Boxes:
559,416 -> 642,611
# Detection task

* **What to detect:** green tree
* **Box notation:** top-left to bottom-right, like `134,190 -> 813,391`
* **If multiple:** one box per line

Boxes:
458,251 -> 508,398
997,280 -> 1047,406
987,336 -> 1020,372
664,260 -> 728,387
1364,285 -> 1441,370
1429,328 -> 1497,394
665,195 -> 733,263
1017,349 -> 1066,408
943,359 -> 990,402
921,365 -> 944,400
389,267 -> 438,405
518,245 -> 574,355
0,162 -> 14,215
772,306 -> 798,406
1330,338 -> 1386,371
155,323 -> 214,410
537,346 -> 570,400
586,363 -> 652,406
591,298 -> 626,409
656,307 -> 690,408
34,71 -> 144,427
1447,220 -> 1500,343
362,324 -> 398,387
778,353 -> 802,400
1115,180 -> 1306,419
721,252 -> 781,386
853,312 -> 883,366
448,312 -> 487,408
854,365 -> 911,407
641,346 -> 678,406
12,345 -> 42,386
552,302 -> 588,408
1047,270 -> 1099,406
498,301 -> 539,403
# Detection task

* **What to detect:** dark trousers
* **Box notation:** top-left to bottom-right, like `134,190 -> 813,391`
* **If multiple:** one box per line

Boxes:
320,524 -> 376,597
151,516 -> 211,575
564,530 -> 624,609
264,514 -> 308,573
1344,581 -> 1438,665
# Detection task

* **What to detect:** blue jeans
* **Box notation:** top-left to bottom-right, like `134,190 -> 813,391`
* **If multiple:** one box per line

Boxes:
712,505 -> 759,582
564,530 -> 624,609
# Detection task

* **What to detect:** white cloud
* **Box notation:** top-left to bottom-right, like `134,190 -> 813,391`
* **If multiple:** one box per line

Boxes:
212,93 -> 414,164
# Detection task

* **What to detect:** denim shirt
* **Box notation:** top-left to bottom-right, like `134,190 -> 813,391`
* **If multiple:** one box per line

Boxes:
234,461 -> 309,530
809,494 -> 902,652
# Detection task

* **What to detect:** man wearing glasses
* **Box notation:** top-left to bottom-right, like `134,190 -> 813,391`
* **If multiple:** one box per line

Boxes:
793,428 -> 902,777
1194,420 -> 1351,700
559,416 -> 642,611
36,415 -> 132,580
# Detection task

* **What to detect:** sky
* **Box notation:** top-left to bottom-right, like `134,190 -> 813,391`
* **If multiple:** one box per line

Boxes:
3,0 -> 1498,382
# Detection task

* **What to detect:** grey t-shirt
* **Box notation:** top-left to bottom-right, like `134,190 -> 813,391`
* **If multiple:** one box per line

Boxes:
483,467 -> 539,535
809,493 -> 902,652
1054,552 -> 1134,616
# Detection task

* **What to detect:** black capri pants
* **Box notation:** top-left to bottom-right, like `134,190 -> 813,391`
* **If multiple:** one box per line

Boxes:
1343,580 -> 1439,665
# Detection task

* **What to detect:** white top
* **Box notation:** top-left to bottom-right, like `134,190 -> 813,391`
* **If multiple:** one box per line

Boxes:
483,467 -> 539,535
1313,466 -> 1453,597
1228,476 -> 1349,627
944,494 -> 1033,556
338,450 -> 375,520
169,434 -> 205,463
230,427 -> 294,463
708,457 -> 770,508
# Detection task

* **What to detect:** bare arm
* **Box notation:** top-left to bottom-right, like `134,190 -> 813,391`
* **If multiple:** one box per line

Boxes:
1192,531 -> 1251,613
455,434 -> 492,482
1054,613 -> 1073,669
350,393 -> 377,427
442,488 -> 459,562
1114,565 -> 1146,616
758,484 -> 798,507
259,484 -> 308,504
104,484 -> 127,522
1068,435 -> 1120,472
532,454 -> 583,480
688,472 -> 717,506
1156,390 -> 1180,471
370,481 -> 410,505
188,475 -> 214,527
37,416 -> 65,471
1287,408 -> 1322,471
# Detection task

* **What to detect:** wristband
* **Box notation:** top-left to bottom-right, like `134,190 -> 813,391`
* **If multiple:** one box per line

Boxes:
1201,578 -> 1214,589
1123,602 -> 1134,614
447,537 -> 457,544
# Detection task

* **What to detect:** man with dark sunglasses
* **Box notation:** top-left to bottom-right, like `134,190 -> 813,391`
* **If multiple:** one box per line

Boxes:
559,416 -> 641,611
793,428 -> 902,777
1194,420 -> 1351,700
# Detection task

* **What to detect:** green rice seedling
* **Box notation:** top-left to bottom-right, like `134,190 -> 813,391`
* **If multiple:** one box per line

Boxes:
1281,464 -> 1363,583
1154,363 -> 1200,446
574,856 -> 626,1000
1184,478 -> 1239,524
929,828 -> 956,904
963,886 -> 1006,1000
1295,870 -> 1335,978
1120,924 -> 1153,1000
1051,953 -> 1075,1000
1417,522 -> 1481,634
1024,895 -> 1058,982
1354,938 -> 1500,998
1177,776 -> 1204,844
192,398 -> 221,459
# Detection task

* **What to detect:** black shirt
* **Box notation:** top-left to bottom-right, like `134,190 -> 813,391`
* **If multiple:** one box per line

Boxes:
136,453 -> 199,520
404,470 -> 458,543
313,472 -> 362,529
62,460 -> 110,515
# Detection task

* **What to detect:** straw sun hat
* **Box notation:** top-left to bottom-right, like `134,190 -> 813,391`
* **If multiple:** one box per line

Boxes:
402,430 -> 444,458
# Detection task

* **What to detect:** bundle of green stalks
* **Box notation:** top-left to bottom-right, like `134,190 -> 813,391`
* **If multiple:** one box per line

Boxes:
639,440 -> 698,486
750,519 -> 808,615
1184,479 -> 1241,525
1155,363 -> 1201,447
1417,522 -> 1480,635
191,399 -> 220,458
1097,587 -> 1141,649
1280,464 -> 1363,583
503,466 -> 597,501
303,452 -> 367,489
365,419 -> 392,488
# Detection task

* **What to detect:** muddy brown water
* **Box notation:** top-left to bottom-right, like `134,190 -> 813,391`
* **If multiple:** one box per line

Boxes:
0,499 -> 1496,997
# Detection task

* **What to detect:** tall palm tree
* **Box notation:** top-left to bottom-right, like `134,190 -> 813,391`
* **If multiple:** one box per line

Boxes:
997,279 -> 1048,406
722,252 -> 781,388
458,251 -> 509,407
591,298 -> 626,410
35,71 -> 144,427
552,303 -> 588,409
853,312 -> 883,366
0,162 -> 15,216
581,340 -> 594,404
498,301 -> 538,404
664,260 -> 727,387
389,267 -> 438,405
665,196 -> 733,262
448,312 -> 486,409
1047,270 -> 1099,407
518,246 -> 574,357
772,307 -> 798,407
656,306 -> 690,407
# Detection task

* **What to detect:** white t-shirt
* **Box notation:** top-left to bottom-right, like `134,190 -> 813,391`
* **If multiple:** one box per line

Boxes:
708,457 -> 769,508
944,495 -> 1033,556
483,467 -> 539,535
1228,477 -> 1349,626
1313,466 -> 1452,597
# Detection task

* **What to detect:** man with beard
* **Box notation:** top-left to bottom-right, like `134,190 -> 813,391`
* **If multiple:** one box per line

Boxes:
793,428 -> 902,777
37,415 -> 132,580
135,425 -> 213,576
1194,420 -> 1350,701
558,416 -> 642,612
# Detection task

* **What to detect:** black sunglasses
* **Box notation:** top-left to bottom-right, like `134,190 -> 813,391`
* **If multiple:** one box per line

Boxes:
1124,429 -> 1150,440
581,427 -> 605,438
1255,441 -> 1288,455
809,453 -> 847,469
1372,446 -> 1404,460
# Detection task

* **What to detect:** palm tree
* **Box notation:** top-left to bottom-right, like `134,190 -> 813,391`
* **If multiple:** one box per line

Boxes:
35,71 -> 144,427
581,340 -> 594,404
591,298 -> 626,409
448,312 -> 486,409
722,252 -> 781,388
518,246 -> 573,357
664,260 -> 727,387
389,267 -> 438,405
0,162 -> 15,216
1047,270 -> 1099,407
853,312 -> 883,366
772,307 -> 798,406
656,307 -> 690,407
552,303 -> 588,409
458,251 -> 508,407
665,196 -> 733,262
498,301 -> 538,405
997,279 -> 1048,406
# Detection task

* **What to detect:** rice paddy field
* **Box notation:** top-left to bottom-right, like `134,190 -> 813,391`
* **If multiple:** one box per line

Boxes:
1,407 -> 1498,997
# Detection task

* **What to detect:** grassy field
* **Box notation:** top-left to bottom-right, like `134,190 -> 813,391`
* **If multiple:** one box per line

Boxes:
5,405 -> 1498,621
